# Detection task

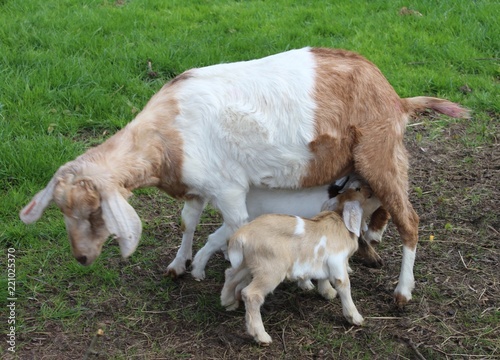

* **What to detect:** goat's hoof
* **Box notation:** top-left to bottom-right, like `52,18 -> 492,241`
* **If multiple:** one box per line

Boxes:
297,279 -> 314,291
346,313 -> 364,326
352,314 -> 364,326
225,302 -> 239,311
166,266 -> 186,278
166,259 -> 190,278
394,292 -> 410,308
320,288 -> 337,300
165,268 -> 178,278
256,333 -> 272,346
191,268 -> 206,281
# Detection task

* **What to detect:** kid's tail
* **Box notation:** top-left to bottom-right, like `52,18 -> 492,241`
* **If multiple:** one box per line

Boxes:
228,235 -> 245,269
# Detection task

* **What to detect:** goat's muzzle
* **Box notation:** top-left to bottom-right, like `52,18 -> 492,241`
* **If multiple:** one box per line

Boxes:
76,255 -> 88,265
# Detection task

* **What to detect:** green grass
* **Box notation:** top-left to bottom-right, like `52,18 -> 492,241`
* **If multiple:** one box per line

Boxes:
0,0 -> 498,358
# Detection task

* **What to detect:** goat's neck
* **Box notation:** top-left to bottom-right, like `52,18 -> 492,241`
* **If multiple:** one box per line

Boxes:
80,88 -> 187,197
80,124 -> 183,196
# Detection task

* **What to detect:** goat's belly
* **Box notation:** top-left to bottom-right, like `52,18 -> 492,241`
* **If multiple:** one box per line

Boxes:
288,261 -> 328,281
246,186 -> 329,220
181,138 -> 316,190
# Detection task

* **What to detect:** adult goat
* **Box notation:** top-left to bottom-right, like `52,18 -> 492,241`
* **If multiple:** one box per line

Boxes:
20,47 -> 469,306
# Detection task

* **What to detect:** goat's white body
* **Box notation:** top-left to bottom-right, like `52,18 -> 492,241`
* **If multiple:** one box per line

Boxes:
174,48 -> 317,193
289,249 -> 348,282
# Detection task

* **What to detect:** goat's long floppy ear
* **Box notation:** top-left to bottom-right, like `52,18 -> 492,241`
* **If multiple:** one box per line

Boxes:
101,190 -> 142,258
20,176 -> 59,224
342,201 -> 363,237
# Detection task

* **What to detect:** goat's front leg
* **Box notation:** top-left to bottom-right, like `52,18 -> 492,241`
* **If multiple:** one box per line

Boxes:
329,259 -> 364,326
191,189 -> 248,280
166,197 -> 206,277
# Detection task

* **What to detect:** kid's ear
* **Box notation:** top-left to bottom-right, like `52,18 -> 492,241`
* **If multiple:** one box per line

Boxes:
342,200 -> 363,237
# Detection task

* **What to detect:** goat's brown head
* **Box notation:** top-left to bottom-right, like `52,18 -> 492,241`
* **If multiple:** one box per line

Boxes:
321,175 -> 381,236
19,164 -> 142,266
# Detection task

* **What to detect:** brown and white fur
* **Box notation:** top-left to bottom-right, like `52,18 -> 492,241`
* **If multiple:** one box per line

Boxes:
20,47 -> 469,306
221,184 -> 378,345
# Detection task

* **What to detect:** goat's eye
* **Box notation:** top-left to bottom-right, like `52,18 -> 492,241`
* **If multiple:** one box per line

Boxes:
356,187 -> 361,192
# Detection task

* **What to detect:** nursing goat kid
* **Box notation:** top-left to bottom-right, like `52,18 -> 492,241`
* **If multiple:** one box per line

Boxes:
221,183 -> 378,345
246,175 -> 388,271
20,47 -> 469,306
171,174 -> 387,289
235,174 -> 388,294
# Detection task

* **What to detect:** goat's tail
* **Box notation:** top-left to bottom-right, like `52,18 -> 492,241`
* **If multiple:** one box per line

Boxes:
228,234 -> 245,269
403,96 -> 470,119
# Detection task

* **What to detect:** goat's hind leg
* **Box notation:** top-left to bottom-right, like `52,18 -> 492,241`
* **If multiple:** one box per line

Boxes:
241,272 -> 283,345
221,266 -> 251,311
317,279 -> 337,300
166,197 -> 206,277
355,135 -> 419,307
371,182 -> 417,306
